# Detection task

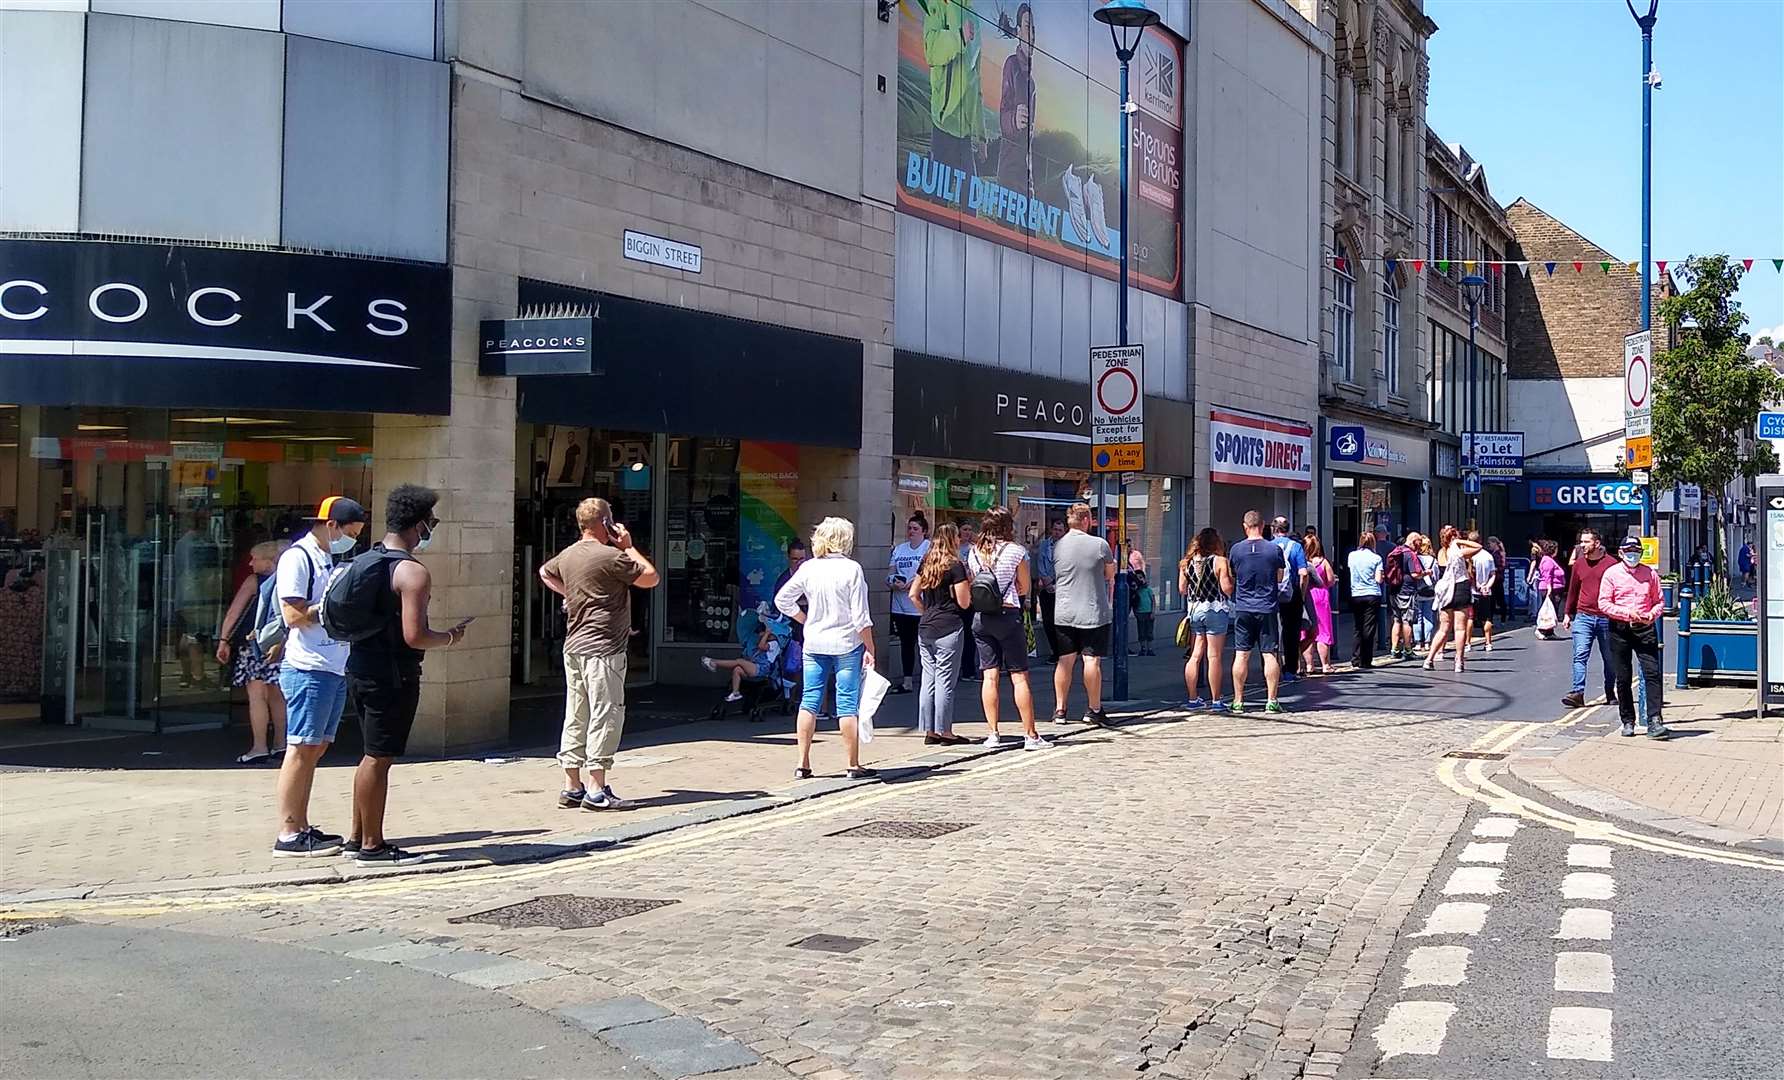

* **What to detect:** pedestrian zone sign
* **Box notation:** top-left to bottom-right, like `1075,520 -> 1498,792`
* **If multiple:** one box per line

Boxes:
1090,344 -> 1144,473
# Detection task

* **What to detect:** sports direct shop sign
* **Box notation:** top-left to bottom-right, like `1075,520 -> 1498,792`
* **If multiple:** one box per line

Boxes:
895,0 -> 1184,298
1209,408 -> 1313,490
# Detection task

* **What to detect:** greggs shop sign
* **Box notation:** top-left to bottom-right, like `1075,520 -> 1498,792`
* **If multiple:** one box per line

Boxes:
1209,408 -> 1313,490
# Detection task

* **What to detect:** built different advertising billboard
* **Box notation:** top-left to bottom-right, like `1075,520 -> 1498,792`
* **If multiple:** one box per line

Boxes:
897,0 -> 1185,298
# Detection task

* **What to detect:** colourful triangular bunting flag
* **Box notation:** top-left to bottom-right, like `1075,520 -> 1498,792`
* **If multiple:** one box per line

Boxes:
1572,261 -> 1584,273
1464,260 -> 1476,273
1545,262 -> 1557,275
1600,261 -> 1613,273
1516,262 -> 1531,277
1625,261 -> 1639,273
1774,259 -> 1782,272
1334,256 -> 1347,272
1384,258 -> 1398,275
1656,260 -> 1667,275
1741,259 -> 1754,271
1437,260 -> 1450,274
1412,259 -> 1425,273
1490,262 -> 1505,276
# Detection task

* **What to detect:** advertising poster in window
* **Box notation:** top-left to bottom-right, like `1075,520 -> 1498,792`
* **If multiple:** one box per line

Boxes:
738,442 -> 800,616
897,0 -> 1185,298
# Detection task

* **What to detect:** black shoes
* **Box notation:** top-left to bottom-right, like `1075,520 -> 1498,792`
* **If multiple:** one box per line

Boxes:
273,826 -> 342,857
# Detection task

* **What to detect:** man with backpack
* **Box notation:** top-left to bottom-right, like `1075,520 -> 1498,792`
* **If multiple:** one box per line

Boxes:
271,496 -> 367,856
1383,531 -> 1425,660
1270,518 -> 1309,681
333,484 -> 469,864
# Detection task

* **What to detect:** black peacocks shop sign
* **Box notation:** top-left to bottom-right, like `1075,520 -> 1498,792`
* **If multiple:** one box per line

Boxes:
0,238 -> 451,414
478,313 -> 595,376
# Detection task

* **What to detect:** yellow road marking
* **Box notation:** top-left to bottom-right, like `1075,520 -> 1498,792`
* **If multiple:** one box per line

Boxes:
2,734 -> 1073,920
1438,722 -> 1784,871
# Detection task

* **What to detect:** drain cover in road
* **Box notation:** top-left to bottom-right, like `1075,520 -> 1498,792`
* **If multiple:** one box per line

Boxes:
449,895 -> 677,930
826,820 -> 971,839
1443,750 -> 1509,760
791,933 -> 874,953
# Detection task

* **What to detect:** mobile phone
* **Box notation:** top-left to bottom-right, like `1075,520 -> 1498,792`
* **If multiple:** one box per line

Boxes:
454,616 -> 476,630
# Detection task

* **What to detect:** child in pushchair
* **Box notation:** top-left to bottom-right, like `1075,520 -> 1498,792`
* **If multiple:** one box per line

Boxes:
702,604 -> 796,721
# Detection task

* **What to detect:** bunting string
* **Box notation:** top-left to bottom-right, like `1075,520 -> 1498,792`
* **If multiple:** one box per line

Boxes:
1329,255 -> 1784,278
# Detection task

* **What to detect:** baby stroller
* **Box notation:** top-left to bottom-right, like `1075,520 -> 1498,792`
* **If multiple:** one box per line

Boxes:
708,605 -> 797,722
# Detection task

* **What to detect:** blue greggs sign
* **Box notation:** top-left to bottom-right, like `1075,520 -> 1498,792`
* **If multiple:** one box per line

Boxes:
1517,477 -> 1645,512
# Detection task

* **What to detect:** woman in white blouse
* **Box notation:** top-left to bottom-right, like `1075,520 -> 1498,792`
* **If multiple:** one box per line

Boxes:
774,517 -> 878,781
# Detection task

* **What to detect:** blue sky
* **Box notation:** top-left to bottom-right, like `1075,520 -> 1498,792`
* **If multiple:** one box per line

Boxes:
1426,0 -> 1784,342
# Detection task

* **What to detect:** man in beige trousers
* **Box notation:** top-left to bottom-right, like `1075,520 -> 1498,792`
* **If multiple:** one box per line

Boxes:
540,497 -> 660,810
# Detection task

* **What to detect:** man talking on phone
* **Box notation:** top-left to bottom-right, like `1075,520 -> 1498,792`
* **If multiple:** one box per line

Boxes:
541,497 -> 660,810
343,483 -> 468,864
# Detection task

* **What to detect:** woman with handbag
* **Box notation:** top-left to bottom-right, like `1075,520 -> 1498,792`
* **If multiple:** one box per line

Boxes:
1533,539 -> 1567,638
1178,528 -> 1234,709
216,541 -> 290,764
1301,533 -> 1337,675
1423,526 -> 1483,672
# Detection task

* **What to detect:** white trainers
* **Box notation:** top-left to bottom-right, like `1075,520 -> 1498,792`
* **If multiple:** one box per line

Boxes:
1023,735 -> 1054,751
725,691 -> 743,702
701,656 -> 717,673
982,733 -> 1002,748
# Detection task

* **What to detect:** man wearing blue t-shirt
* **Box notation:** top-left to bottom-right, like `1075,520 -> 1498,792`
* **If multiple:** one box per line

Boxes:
1229,510 -> 1288,714
1271,517 -> 1309,681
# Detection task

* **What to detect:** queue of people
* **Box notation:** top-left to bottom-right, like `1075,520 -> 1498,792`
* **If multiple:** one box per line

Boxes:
752,512 -> 1674,781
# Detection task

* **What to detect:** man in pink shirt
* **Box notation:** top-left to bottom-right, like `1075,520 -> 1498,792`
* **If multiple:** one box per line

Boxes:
1598,537 -> 1670,739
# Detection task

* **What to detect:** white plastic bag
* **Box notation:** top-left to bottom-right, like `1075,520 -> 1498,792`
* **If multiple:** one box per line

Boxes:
857,667 -> 891,743
1536,594 -> 1558,632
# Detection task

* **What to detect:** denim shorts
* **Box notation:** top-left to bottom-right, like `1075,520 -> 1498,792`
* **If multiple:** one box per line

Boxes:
801,645 -> 864,717
280,667 -> 348,746
1188,607 -> 1231,637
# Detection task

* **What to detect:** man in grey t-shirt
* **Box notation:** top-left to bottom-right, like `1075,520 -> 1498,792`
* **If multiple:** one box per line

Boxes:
1050,502 -> 1116,725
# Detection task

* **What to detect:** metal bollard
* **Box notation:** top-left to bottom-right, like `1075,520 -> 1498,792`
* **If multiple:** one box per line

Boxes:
1674,588 -> 1692,689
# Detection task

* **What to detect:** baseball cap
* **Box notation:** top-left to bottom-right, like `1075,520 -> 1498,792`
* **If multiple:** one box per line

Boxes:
1618,536 -> 1643,554
306,496 -> 368,525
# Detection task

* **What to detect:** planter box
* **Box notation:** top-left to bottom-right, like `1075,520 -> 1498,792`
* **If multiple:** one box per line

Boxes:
1661,580 -> 1677,613
1681,619 -> 1757,682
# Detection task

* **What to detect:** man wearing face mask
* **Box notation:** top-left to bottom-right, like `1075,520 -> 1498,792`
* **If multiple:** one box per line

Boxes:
1599,536 -> 1670,739
271,496 -> 367,856
341,484 -> 469,864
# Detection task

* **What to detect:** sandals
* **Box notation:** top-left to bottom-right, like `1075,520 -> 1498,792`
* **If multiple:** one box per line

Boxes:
236,751 -> 271,765
793,767 -> 814,780
845,766 -> 879,780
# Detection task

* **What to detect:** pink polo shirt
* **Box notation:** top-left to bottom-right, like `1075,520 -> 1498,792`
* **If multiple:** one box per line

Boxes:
1597,561 -> 1662,624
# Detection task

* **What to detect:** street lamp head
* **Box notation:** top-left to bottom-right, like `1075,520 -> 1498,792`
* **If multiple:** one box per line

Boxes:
1624,0 -> 1659,29
1460,273 -> 1488,307
1093,0 -> 1160,61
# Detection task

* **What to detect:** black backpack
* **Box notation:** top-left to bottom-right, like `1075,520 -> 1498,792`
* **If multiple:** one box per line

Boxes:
320,545 -> 410,644
968,543 -> 1008,614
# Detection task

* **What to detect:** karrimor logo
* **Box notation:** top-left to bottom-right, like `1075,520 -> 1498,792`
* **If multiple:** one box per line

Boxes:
1140,40 -> 1178,115
1535,484 -> 1556,506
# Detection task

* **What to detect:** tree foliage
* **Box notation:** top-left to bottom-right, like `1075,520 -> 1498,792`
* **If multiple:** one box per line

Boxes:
1651,255 -> 1784,492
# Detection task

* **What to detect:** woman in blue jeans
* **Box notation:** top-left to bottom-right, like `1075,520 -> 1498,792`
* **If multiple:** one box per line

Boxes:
774,517 -> 878,781
908,524 -> 974,745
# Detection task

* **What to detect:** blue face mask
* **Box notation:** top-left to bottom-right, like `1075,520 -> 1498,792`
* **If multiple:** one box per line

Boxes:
414,522 -> 434,552
329,532 -> 357,555
1621,552 -> 1642,567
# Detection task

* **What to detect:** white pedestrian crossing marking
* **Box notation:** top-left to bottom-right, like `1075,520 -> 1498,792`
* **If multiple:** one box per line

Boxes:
1567,843 -> 1613,868
1459,841 -> 1508,864
1473,816 -> 1519,838
1562,872 -> 1616,900
1414,901 -> 1490,937
1556,908 -> 1614,941
1548,1006 -> 1614,1061
1555,951 -> 1615,993
1442,866 -> 1503,895
1374,1001 -> 1457,1059
1402,945 -> 1471,988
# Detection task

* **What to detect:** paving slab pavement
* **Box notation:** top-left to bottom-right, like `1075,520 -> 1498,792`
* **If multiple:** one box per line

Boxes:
1509,684 -> 1784,849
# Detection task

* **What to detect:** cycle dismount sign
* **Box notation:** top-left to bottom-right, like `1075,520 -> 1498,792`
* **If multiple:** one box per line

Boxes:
1090,344 -> 1144,473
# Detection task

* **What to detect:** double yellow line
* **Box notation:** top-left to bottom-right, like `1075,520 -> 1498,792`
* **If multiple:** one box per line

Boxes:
2,735 -> 1072,921
1440,711 -> 1784,871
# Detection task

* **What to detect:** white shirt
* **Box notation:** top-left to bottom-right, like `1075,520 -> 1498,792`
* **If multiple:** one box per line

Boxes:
1471,549 -> 1497,597
888,540 -> 929,616
775,554 -> 872,657
276,533 -> 347,675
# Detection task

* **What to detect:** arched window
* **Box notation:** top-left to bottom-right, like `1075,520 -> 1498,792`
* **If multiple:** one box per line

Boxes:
1334,240 -> 1356,381
1383,275 -> 1401,395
